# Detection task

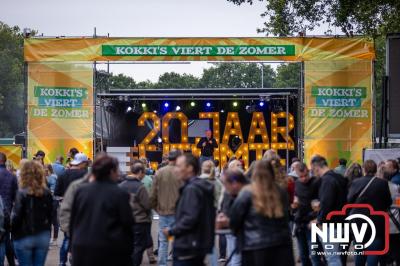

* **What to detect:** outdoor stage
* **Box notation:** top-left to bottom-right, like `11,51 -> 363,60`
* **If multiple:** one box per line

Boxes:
97,88 -> 299,171
24,37 -> 375,166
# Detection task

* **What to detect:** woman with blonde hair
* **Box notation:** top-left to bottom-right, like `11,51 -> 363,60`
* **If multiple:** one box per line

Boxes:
11,160 -> 53,266
229,159 -> 294,266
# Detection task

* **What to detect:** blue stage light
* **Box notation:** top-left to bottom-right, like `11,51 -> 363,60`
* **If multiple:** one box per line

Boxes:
206,102 -> 211,107
164,102 -> 169,108
259,101 -> 265,107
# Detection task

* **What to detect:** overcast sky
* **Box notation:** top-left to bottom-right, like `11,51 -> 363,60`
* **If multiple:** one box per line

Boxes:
1,0 -> 328,81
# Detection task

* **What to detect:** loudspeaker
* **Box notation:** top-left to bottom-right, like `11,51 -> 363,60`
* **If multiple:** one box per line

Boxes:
387,34 -> 400,138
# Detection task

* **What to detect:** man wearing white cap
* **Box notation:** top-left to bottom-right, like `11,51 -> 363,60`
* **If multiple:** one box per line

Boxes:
54,152 -> 88,266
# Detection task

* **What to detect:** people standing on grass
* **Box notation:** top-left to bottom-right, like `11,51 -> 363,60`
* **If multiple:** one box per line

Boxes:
229,159 -> 294,266
70,154 -> 134,266
11,160 -> 53,266
150,149 -> 182,266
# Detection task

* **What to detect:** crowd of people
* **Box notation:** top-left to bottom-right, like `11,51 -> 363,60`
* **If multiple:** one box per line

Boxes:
0,146 -> 399,266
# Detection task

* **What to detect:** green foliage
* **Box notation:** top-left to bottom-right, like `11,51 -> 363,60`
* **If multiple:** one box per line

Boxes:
227,0 -> 400,37
200,63 -> 275,88
110,73 -> 136,89
0,22 -> 24,137
274,63 -> 301,88
155,72 -> 200,89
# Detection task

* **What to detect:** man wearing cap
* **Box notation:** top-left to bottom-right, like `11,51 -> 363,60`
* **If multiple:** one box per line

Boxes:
54,152 -> 88,266
150,149 -> 183,266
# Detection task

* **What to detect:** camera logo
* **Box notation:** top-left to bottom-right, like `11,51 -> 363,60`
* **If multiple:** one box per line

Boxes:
311,204 -> 390,255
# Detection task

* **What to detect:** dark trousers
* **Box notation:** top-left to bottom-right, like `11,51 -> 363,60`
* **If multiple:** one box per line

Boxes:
355,238 -> 385,266
173,255 -> 205,266
295,226 -> 324,266
132,223 -> 152,266
218,234 -> 227,259
387,233 -> 400,265
5,232 -> 15,266
242,245 -> 295,266
59,233 -> 69,266
51,200 -> 59,239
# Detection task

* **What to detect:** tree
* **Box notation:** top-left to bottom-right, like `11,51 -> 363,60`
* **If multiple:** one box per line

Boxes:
155,72 -> 200,88
0,22 -> 24,137
274,63 -> 301,88
109,73 -> 137,89
227,0 -> 400,37
200,63 -> 276,88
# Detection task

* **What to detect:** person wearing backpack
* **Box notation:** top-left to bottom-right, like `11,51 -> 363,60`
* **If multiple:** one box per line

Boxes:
348,160 -> 392,266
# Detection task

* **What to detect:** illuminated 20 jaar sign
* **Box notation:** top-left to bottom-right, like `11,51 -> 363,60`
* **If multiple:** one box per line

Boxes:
138,111 -> 295,168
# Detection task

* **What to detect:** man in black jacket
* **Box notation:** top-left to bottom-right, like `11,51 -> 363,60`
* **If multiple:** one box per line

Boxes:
293,163 -> 323,266
163,154 -> 216,266
310,155 -> 347,266
119,160 -> 152,266
197,129 -> 218,166
348,160 -> 392,265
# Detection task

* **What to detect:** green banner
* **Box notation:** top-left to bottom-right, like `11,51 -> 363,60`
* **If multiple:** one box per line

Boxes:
101,45 -> 296,57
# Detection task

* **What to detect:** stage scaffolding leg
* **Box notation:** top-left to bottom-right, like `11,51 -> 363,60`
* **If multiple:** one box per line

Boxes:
99,98 -> 104,152
286,95 -> 289,171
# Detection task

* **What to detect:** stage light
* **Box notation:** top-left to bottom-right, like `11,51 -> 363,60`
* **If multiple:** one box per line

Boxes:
233,101 -> 238,107
190,101 -> 196,107
176,105 -> 181,111
206,102 -> 211,107
164,102 -> 169,108
220,109 -> 225,113
141,103 -> 146,108
153,110 -> 157,113
259,101 -> 265,107
157,137 -> 162,143
126,106 -> 132,113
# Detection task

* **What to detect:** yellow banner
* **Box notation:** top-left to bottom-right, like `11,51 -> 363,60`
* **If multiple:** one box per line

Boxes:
24,37 -> 374,62
0,145 -> 23,169
27,62 -> 94,163
304,60 -> 373,165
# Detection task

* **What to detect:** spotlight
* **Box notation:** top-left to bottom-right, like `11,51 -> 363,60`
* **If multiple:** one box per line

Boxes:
176,105 -> 181,111
141,103 -> 146,108
233,101 -> 238,107
190,101 -> 196,107
153,110 -> 157,113
157,137 -> 162,143
164,102 -> 169,108
126,106 -> 132,113
259,101 -> 265,107
220,109 -> 225,113
206,102 -> 211,107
